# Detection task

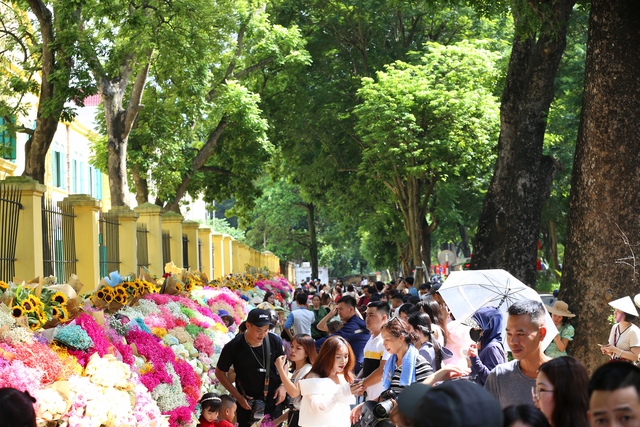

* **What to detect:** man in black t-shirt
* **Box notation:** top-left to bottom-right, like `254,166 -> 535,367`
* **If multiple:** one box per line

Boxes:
215,309 -> 286,427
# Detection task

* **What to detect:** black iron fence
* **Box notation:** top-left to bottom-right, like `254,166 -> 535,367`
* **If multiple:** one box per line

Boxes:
162,231 -> 171,266
42,196 -> 76,282
99,211 -> 120,277
0,185 -> 22,282
198,238 -> 202,272
182,234 -> 189,269
137,224 -> 149,268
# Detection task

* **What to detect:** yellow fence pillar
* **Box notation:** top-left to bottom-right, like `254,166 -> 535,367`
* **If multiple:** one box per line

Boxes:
162,212 -> 184,267
239,243 -> 248,270
231,239 -> 240,274
134,203 -> 163,276
5,177 -> 45,281
63,194 -> 101,292
222,234 -> 232,276
182,221 -> 200,271
211,232 -> 224,279
108,206 -> 138,278
199,226 -> 214,279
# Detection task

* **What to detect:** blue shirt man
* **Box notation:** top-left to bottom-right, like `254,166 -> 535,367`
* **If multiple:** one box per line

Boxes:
315,295 -> 370,373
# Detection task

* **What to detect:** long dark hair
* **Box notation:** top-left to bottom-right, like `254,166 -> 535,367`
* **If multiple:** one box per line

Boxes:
407,312 -> 443,370
310,336 -> 355,383
538,356 -> 589,427
292,334 -> 317,366
421,300 -> 450,345
0,388 -> 37,427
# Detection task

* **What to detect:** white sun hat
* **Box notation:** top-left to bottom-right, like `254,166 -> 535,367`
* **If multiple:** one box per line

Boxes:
609,296 -> 639,316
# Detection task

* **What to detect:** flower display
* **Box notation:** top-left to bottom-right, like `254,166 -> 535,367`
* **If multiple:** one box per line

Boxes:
0,267 -> 294,427
0,279 -> 74,331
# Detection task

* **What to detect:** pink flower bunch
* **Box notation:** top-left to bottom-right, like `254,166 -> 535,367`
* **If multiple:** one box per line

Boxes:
0,341 -> 62,384
194,333 -> 214,356
67,314 -> 113,367
255,276 -> 294,299
0,359 -> 44,395
125,330 -> 174,390
173,358 -> 201,406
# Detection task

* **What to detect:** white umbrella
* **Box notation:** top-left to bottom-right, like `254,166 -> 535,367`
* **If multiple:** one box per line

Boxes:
439,269 -> 558,350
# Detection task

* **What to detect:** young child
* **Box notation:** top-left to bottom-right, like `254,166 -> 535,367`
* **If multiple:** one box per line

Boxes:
198,393 -> 222,427
214,395 -> 237,427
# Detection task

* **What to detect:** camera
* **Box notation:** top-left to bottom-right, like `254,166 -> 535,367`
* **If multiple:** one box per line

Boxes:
357,389 -> 397,427
250,399 -> 266,420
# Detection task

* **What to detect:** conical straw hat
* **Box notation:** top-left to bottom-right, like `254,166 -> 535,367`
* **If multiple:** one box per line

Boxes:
609,296 -> 639,316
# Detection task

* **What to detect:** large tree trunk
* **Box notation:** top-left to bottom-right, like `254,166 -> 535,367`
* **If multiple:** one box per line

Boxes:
561,0 -> 640,373
97,52 -> 152,207
22,0 -> 69,184
394,176 -> 436,286
303,202 -> 319,280
131,164 -> 149,205
471,0 -> 574,286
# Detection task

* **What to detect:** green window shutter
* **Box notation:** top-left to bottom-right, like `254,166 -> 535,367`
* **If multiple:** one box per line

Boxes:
95,169 -> 102,200
52,151 -> 59,187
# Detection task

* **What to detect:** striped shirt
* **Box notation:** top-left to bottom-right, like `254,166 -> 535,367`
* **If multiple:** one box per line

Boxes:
388,354 -> 433,395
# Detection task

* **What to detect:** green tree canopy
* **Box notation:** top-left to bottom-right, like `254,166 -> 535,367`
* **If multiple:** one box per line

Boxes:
353,41 -> 500,282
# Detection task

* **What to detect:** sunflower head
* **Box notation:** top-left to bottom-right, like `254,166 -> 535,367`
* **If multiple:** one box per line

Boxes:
51,306 -> 61,318
115,286 -> 126,296
0,280 -> 9,291
11,305 -> 24,318
21,300 -> 34,312
36,309 -> 47,324
52,292 -> 68,304
29,320 -> 41,331
96,289 -> 106,300
104,293 -> 114,303
58,306 -> 69,321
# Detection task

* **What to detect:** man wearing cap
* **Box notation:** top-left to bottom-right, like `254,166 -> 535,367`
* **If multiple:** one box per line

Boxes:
544,300 -> 576,358
485,300 -> 550,408
215,308 -> 287,427
601,296 -> 640,362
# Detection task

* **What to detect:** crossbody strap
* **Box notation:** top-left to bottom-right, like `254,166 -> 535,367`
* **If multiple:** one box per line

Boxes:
263,335 -> 271,400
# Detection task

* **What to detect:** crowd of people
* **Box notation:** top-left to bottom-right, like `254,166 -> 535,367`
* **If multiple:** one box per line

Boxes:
207,277 -> 640,427
4,276 -> 640,427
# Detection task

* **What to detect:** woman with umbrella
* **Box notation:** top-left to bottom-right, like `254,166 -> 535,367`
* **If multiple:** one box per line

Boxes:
543,301 -> 575,358
600,296 -> 640,362
467,306 -> 507,385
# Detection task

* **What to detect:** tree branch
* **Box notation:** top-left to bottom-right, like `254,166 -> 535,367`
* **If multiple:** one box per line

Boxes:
124,49 -> 153,134
199,166 -> 233,176
233,56 -> 275,80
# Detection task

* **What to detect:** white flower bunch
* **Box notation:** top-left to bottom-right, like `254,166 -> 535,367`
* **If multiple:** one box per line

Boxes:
85,354 -> 132,389
35,387 -> 68,421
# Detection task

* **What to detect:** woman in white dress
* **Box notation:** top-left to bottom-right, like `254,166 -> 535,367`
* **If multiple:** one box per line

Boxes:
279,335 -> 364,427
601,296 -> 640,362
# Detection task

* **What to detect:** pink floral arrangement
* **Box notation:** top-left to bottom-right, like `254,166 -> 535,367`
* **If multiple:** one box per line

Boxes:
255,276 -> 294,299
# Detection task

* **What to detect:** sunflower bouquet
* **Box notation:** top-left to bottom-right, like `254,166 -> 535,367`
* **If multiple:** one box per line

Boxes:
0,280 -> 73,331
92,275 -> 161,312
